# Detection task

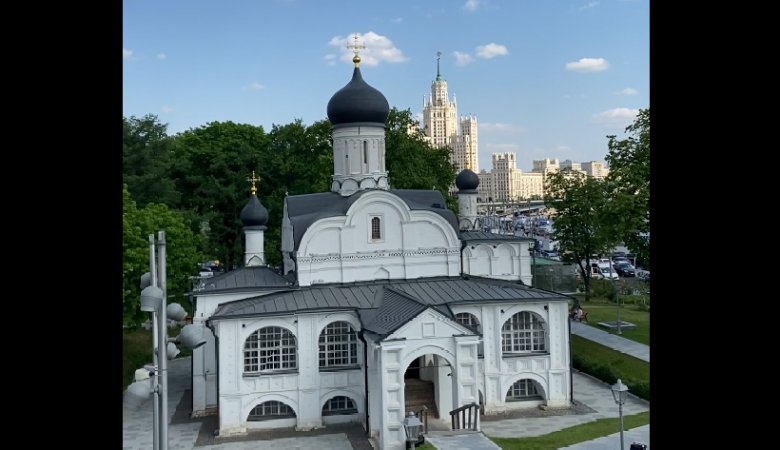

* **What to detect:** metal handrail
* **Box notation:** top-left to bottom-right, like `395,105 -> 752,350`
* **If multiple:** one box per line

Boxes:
450,402 -> 479,431
416,405 -> 429,434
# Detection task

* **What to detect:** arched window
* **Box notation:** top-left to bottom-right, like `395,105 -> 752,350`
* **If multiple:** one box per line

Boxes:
371,217 -> 381,240
319,321 -> 358,368
501,311 -> 547,354
322,396 -> 358,415
455,312 -> 483,357
244,327 -> 297,373
247,401 -> 296,421
506,379 -> 543,401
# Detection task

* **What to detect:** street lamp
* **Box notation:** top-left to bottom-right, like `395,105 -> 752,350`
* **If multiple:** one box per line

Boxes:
124,231 -> 207,450
403,411 -> 424,450
611,378 -> 629,450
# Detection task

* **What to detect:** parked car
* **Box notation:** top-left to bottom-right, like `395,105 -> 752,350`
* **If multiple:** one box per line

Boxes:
613,261 -> 636,277
198,266 -> 214,278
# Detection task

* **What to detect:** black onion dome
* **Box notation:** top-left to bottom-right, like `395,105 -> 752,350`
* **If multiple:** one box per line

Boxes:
327,67 -> 390,125
240,194 -> 268,227
456,169 -> 480,191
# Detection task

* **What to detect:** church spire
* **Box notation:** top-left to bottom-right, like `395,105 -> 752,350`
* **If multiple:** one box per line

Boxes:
436,51 -> 442,81
246,170 -> 259,195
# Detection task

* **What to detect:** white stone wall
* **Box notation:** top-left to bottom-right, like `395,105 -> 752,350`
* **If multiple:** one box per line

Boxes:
462,241 -> 532,285
295,191 -> 460,286
331,125 -> 388,196
213,312 -> 365,436
450,301 -> 570,413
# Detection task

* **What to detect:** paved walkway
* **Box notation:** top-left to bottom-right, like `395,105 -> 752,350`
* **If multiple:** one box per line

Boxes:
560,424 -> 649,449
570,321 -> 650,362
425,431 -> 502,450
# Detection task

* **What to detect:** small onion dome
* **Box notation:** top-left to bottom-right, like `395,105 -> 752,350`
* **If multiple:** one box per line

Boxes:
327,66 -> 390,126
240,194 -> 268,227
455,169 -> 479,191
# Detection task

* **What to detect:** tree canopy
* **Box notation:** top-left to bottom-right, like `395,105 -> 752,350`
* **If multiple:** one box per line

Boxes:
544,170 -> 616,295
604,108 -> 650,267
123,115 -> 180,208
123,185 -> 205,328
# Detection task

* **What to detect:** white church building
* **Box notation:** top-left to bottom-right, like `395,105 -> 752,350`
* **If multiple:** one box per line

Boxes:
187,49 -> 572,450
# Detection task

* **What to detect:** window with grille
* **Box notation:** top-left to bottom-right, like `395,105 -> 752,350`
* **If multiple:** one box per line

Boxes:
244,327 -> 297,373
371,217 -> 381,241
506,379 -> 543,401
319,321 -> 358,368
501,311 -> 547,354
322,396 -> 358,415
247,401 -> 296,421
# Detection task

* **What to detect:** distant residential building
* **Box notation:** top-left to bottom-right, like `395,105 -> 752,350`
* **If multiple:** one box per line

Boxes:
581,161 -> 609,178
422,52 -> 479,172
560,159 -> 581,172
532,158 -> 559,174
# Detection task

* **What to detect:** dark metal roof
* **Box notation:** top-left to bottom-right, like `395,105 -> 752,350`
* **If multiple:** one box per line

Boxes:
455,169 -> 479,191
197,266 -> 294,294
285,189 -> 459,250
327,66 -> 389,126
240,194 -> 269,227
210,275 -> 568,321
460,231 -> 533,242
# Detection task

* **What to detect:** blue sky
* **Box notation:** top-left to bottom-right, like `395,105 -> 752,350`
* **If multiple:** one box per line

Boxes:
123,0 -> 648,172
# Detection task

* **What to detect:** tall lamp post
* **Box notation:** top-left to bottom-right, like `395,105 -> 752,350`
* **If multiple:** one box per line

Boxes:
611,378 -> 629,450
126,231 -> 208,450
607,257 -> 622,335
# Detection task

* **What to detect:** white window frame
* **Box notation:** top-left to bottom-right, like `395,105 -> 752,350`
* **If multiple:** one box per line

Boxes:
319,321 -> 358,369
247,401 -> 296,421
244,326 -> 297,374
506,379 -> 543,401
322,396 -> 358,416
501,311 -> 547,354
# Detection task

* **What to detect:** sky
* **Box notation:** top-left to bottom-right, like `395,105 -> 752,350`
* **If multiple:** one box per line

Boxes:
123,0 -> 648,172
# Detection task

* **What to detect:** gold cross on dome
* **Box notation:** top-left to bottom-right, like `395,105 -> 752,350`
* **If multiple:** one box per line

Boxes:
346,33 -> 366,67
247,170 -> 260,195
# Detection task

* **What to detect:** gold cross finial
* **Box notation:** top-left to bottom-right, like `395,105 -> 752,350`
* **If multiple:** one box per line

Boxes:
346,33 -> 365,67
247,170 -> 260,195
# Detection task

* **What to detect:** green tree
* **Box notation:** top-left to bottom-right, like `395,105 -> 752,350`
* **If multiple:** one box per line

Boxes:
544,170 -> 616,297
123,185 -> 205,327
385,108 -> 459,210
123,115 -> 181,208
605,109 -> 650,268
169,121 -> 271,270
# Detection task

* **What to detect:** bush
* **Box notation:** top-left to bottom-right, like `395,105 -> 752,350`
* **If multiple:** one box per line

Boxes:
588,278 -> 616,301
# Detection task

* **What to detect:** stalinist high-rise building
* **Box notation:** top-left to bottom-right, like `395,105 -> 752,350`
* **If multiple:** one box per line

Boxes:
422,52 -> 479,173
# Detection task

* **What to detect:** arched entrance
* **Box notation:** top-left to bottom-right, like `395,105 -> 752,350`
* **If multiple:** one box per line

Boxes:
403,352 -> 454,423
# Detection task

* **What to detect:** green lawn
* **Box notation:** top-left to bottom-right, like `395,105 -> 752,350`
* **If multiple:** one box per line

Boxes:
415,442 -> 437,450
123,327 -> 154,390
576,298 -> 650,345
489,411 -> 649,449
571,335 -> 650,400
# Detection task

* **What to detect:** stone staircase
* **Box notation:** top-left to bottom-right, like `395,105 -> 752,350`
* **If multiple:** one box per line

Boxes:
404,378 -> 438,419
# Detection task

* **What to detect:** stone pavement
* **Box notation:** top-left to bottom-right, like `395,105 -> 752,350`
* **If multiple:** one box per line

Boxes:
570,321 -> 650,362
425,431 -> 502,450
560,424 -> 649,449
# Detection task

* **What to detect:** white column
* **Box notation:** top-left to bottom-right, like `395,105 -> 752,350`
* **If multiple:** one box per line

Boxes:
295,316 -> 322,430
244,226 -> 266,266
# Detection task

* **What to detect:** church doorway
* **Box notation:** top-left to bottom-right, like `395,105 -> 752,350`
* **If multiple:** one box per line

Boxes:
403,354 -> 454,422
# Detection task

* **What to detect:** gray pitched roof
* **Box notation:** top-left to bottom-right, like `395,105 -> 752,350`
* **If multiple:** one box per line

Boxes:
196,266 -> 294,294
358,287 -> 429,336
460,231 -> 533,242
284,189 -> 459,250
210,275 -> 568,323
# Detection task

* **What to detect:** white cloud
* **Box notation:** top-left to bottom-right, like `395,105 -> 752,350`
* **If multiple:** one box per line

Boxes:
579,1 -> 601,11
480,123 -> 526,133
592,108 -> 639,126
156,53 -> 167,60
476,43 -> 508,59
123,48 -> 133,60
244,82 -> 265,91
617,87 -> 638,95
327,32 -> 408,67
463,0 -> 480,12
565,57 -> 609,72
161,106 -> 174,113
391,17 -> 403,24
453,51 -> 474,66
